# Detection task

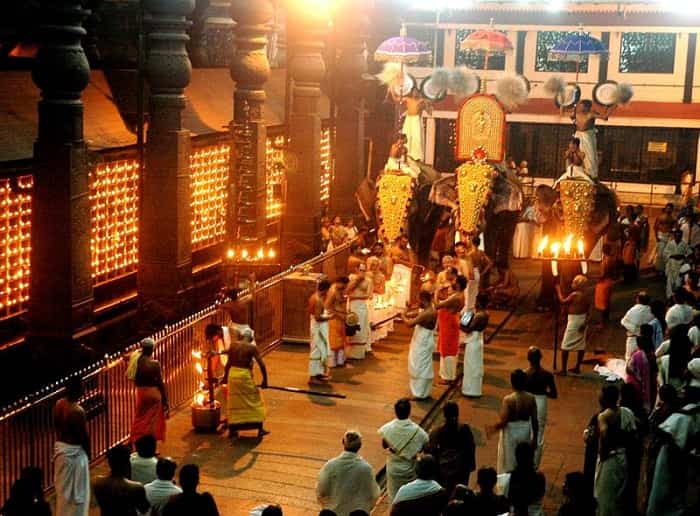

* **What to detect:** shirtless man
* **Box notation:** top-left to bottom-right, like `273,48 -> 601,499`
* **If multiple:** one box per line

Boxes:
569,100 -> 610,179
391,235 -> 417,308
348,264 -> 374,357
435,256 -> 457,302
373,241 -> 394,280
222,328 -> 269,438
594,385 -> 627,516
467,235 -> 493,290
564,138 -> 585,173
386,133 -> 408,171
453,241 -> 475,281
54,376 -> 91,515
396,90 -> 431,162
309,280 -> 332,384
654,202 -> 676,274
390,235 -> 416,268
525,347 -> 558,468
556,275 -> 590,375
436,275 -> 466,384
347,242 -> 365,275
486,369 -> 539,474
326,276 -> 350,367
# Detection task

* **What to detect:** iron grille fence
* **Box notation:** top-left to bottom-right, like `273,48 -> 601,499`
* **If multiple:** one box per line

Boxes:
0,241 -> 351,503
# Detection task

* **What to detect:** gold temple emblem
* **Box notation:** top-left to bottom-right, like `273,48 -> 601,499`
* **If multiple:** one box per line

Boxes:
456,94 -> 506,162
456,161 -> 493,234
377,172 -> 414,242
559,178 -> 596,239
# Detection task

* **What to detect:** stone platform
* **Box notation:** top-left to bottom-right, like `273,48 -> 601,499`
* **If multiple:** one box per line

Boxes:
60,261 -> 651,515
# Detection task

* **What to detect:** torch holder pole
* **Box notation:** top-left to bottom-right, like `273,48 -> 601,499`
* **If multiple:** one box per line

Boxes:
206,352 -> 216,408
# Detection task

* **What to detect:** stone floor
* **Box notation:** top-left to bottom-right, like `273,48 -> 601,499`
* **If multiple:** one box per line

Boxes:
60,260 -> 666,515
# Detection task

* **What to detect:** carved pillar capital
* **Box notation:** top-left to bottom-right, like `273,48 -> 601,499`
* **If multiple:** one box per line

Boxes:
230,0 -> 273,122
288,6 -> 327,102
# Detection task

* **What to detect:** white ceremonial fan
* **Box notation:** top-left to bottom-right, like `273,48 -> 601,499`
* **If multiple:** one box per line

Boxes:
391,73 -> 416,97
420,75 -> 448,102
554,83 -> 581,108
593,80 -> 619,107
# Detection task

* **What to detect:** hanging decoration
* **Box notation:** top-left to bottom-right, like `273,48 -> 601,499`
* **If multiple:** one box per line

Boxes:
376,172 -> 414,242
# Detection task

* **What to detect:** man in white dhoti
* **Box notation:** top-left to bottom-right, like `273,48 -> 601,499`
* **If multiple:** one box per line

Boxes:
462,311 -> 489,398
594,385 -> 629,516
378,398 -> 429,500
400,92 -> 429,162
53,376 -> 91,516
454,241 -> 477,312
390,235 -> 416,310
554,137 -> 595,187
664,229 -> 691,298
556,275 -> 590,375
308,279 -> 332,385
525,347 -> 558,468
486,369 -> 538,474
620,291 -> 654,360
402,291 -> 437,399
653,203 -> 676,273
347,264 -> 374,359
316,430 -> 380,516
571,100 -> 610,179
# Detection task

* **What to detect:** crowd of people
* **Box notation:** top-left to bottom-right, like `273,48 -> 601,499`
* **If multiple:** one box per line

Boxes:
5,200 -> 700,516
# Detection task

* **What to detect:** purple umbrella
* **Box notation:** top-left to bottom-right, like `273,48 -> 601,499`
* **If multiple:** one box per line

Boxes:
374,25 -> 431,64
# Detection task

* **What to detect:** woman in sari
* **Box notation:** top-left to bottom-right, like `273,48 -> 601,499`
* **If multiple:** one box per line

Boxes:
625,330 -> 655,412
131,338 -> 168,443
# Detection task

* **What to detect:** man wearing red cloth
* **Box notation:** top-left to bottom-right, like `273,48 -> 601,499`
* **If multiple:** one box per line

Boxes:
435,275 -> 466,384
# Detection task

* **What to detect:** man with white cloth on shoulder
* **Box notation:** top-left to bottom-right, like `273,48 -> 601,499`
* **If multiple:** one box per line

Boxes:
665,287 -> 694,331
53,375 -> 91,516
379,398 -> 429,500
525,347 -> 558,469
347,263 -> 374,358
462,309 -> 490,398
486,369 -> 538,474
316,430 -> 380,516
620,291 -> 654,360
308,279 -> 332,385
664,229 -> 691,298
401,291 -> 437,399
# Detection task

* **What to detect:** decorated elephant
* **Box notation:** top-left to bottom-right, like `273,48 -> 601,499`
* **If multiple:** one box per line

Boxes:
355,160 -> 525,267
356,161 -> 617,269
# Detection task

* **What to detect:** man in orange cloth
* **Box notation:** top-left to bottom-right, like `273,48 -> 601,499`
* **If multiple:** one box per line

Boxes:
326,276 -> 350,367
130,338 -> 168,443
594,243 -> 617,327
435,275 -> 466,384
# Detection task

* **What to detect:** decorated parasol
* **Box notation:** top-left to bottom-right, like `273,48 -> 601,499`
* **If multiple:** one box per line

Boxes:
374,24 -> 432,64
459,19 -> 513,91
548,26 -> 608,83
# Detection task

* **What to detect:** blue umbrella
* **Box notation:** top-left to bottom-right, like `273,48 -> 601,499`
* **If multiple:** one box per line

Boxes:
548,28 -> 608,81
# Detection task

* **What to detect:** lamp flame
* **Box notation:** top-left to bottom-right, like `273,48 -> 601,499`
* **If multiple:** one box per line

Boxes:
194,362 -> 203,375
226,248 -> 235,259
577,239 -> 584,258
194,392 -> 206,406
537,235 -> 549,255
550,242 -> 561,258
191,350 -> 202,359
563,234 -> 573,256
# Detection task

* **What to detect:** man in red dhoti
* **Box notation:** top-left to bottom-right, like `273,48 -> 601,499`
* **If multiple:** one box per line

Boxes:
436,275 -> 466,384
130,338 -> 168,443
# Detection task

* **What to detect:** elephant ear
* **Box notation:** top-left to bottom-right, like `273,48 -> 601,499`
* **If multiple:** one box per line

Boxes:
535,184 -> 558,206
428,174 -> 458,209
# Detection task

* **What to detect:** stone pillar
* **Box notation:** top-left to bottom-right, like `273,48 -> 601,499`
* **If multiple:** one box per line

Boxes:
139,0 -> 194,322
283,4 -> 327,266
330,1 -> 369,218
29,0 -> 94,343
228,0 -> 272,252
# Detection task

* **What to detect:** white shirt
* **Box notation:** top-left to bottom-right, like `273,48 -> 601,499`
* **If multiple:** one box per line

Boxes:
130,454 -> 158,485
665,303 -> 693,330
144,479 -> 182,516
316,451 -> 380,516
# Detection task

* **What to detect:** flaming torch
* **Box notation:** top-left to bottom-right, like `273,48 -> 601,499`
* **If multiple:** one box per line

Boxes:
190,348 -> 221,432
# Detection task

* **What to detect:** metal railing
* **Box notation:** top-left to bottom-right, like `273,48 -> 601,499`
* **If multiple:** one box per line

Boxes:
0,242 -> 351,503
